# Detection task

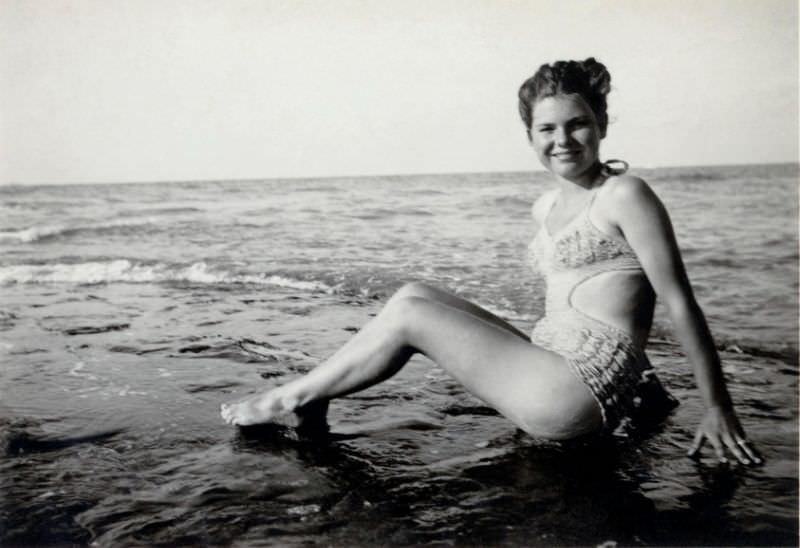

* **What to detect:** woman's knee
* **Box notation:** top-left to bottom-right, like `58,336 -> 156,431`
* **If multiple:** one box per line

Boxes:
391,281 -> 439,302
383,294 -> 430,338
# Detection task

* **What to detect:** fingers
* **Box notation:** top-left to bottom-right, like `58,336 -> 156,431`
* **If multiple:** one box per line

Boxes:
687,422 -> 730,464
707,434 -> 728,464
687,427 -> 705,458
723,435 -> 750,465
688,406 -> 765,465
688,428 -> 764,465
736,438 -> 763,465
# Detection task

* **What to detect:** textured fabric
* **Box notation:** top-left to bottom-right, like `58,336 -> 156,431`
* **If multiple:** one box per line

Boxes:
528,190 -> 675,433
530,312 -> 652,431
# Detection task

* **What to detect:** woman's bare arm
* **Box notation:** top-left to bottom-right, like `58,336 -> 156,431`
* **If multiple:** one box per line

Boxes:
600,175 -> 761,464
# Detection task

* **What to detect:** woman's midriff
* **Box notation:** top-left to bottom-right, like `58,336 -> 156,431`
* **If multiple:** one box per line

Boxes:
568,269 -> 655,347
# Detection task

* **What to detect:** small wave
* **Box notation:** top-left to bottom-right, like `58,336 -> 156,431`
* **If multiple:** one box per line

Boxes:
0,224 -> 72,243
351,207 -> 434,220
118,207 -> 203,217
655,171 -> 726,183
171,337 -> 317,369
488,195 -> 531,209
719,341 -> 798,366
0,259 -> 334,292
4,427 -> 124,457
648,324 -> 797,365
0,199 -> 94,211
64,323 -> 130,336
0,218 -> 156,244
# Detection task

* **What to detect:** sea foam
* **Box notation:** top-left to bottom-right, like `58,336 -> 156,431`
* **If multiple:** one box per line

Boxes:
0,218 -> 156,244
0,259 -> 333,292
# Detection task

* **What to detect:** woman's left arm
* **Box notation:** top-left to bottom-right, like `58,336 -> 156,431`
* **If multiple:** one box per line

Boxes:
607,176 -> 761,465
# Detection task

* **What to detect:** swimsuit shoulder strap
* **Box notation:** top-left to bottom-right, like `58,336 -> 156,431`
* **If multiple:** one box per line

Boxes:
537,189 -> 559,227
583,187 -> 600,219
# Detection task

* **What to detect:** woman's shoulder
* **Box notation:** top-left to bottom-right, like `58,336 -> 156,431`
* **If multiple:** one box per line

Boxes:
597,173 -> 659,207
592,173 -> 667,233
531,188 -> 559,224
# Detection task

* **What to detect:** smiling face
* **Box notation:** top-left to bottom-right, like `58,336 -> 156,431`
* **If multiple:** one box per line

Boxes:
530,94 -> 604,181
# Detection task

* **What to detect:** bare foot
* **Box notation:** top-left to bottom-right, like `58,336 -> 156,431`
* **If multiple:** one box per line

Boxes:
220,388 -> 329,430
220,388 -> 288,426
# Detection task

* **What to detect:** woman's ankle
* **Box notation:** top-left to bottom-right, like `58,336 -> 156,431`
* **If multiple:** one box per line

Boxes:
276,384 -> 315,413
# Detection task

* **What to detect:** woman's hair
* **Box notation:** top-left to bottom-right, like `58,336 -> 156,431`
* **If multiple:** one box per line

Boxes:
518,58 -> 611,139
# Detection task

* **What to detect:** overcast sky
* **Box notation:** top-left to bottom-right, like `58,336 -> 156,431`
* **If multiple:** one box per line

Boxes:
1,0 -> 797,184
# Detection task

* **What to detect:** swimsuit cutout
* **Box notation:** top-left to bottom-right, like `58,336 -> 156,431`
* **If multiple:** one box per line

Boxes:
528,189 -> 677,434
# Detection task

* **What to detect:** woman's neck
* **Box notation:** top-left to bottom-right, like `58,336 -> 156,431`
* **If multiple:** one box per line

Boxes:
553,162 -> 604,198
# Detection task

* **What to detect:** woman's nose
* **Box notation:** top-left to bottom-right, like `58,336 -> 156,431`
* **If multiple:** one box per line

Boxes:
554,127 -> 570,146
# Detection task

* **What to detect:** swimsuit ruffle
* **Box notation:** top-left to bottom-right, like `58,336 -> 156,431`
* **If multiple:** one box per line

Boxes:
531,316 -> 676,435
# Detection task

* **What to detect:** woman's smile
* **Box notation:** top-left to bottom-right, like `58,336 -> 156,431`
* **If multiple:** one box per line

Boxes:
551,150 -> 582,161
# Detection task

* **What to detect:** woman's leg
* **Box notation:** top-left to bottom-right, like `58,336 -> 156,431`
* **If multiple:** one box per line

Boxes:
221,289 -> 602,439
389,282 -> 531,341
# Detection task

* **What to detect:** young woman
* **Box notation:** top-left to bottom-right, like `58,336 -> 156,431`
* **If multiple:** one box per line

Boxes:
222,58 -> 760,465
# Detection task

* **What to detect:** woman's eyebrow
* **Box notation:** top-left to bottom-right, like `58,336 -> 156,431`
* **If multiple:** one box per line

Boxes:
535,115 -> 591,127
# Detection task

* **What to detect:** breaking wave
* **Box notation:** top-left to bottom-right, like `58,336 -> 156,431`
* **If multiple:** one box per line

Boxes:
0,218 -> 157,244
0,259 -> 333,292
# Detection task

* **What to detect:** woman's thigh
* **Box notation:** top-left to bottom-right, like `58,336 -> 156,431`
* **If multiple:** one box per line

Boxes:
391,282 -> 530,341
395,296 -> 601,439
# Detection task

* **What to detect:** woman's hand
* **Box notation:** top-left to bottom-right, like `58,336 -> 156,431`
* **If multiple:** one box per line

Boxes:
688,405 -> 762,465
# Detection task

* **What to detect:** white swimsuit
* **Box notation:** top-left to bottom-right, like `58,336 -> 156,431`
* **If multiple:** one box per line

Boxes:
528,190 -> 677,432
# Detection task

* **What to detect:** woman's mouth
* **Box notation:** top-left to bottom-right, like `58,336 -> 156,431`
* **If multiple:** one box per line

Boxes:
552,150 -> 581,161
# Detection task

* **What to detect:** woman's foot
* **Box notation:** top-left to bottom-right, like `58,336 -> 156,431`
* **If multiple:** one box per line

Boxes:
220,389 -> 285,426
220,387 -> 329,430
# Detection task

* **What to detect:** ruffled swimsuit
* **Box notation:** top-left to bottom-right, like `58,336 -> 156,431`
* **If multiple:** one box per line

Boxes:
528,190 -> 676,433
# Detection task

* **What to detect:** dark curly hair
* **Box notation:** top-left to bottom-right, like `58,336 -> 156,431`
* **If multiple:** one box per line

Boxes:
518,58 -> 611,139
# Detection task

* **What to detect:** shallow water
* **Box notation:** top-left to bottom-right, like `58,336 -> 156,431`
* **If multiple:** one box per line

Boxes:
1,165 -> 797,545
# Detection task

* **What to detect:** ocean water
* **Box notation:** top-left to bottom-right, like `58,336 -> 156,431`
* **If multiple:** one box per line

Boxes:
0,164 -> 797,546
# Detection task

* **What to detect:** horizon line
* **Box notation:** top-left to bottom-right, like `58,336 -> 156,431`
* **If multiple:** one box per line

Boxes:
2,160 -> 797,187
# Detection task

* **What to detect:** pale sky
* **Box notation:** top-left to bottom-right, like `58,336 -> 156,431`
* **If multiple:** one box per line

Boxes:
1,0 -> 797,184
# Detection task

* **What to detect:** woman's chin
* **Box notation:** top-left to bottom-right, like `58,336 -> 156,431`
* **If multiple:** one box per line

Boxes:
550,164 -> 586,179
547,158 -> 601,181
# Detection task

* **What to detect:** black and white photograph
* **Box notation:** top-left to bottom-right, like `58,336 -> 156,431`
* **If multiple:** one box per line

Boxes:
1,1 -> 797,545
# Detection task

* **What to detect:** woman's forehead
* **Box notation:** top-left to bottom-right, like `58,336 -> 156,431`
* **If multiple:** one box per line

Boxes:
532,94 -> 594,121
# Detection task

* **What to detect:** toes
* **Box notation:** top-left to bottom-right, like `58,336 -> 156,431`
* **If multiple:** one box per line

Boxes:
220,404 -> 244,426
220,403 -> 235,423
